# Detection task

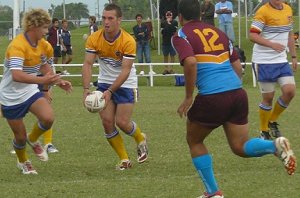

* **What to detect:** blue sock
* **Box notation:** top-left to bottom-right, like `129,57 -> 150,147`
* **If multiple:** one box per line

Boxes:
243,138 -> 276,157
192,154 -> 218,195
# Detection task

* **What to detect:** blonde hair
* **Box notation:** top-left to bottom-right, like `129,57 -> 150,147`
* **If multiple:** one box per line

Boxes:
22,8 -> 51,32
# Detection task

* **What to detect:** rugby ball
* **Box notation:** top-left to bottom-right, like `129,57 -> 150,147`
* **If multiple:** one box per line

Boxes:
84,91 -> 105,113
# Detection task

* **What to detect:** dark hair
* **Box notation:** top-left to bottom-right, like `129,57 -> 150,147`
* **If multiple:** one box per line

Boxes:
135,14 -> 143,19
89,16 -> 96,23
178,0 -> 200,20
104,3 -> 122,18
52,18 -> 59,24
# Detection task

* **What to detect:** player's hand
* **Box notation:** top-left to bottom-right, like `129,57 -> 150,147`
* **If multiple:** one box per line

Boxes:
42,72 -> 61,85
82,89 -> 91,107
57,80 -> 72,93
177,97 -> 193,118
270,42 -> 286,53
102,90 -> 112,105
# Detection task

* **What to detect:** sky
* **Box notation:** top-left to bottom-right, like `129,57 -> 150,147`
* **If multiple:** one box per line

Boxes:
0,0 -> 106,16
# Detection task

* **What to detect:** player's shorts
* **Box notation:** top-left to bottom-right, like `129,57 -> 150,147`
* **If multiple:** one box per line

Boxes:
62,46 -> 73,56
162,44 -> 176,56
97,83 -> 138,104
252,62 -> 295,93
187,88 -> 248,129
54,46 -> 62,57
1,92 -> 44,120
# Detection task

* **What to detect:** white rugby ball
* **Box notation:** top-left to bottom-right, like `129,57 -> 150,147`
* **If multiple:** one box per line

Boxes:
84,91 -> 105,113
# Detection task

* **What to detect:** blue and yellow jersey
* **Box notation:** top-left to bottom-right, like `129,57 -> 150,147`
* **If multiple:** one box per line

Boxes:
250,3 -> 293,63
172,20 -> 241,95
0,33 -> 53,106
85,28 -> 138,88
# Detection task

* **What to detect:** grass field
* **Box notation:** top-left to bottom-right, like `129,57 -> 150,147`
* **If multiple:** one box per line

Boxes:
0,85 -> 299,197
0,17 -> 300,198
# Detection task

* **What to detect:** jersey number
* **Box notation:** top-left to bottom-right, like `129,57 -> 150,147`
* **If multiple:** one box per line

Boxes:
193,28 -> 224,52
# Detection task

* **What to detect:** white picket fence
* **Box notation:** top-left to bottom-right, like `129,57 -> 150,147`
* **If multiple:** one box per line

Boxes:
0,62 -> 277,88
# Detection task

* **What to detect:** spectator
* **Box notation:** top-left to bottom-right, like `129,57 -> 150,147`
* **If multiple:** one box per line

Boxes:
200,0 -> 215,26
47,18 -> 61,64
159,0 -> 178,21
89,16 -> 98,35
215,0 -> 235,42
161,11 -> 178,75
60,19 -> 72,75
133,14 -> 153,75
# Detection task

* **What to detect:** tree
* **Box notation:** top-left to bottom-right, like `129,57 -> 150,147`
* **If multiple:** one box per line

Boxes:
0,5 -> 13,35
52,2 -> 89,27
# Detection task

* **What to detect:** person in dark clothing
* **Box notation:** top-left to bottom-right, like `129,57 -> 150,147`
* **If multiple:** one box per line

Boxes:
133,14 -> 152,75
161,11 -> 178,74
200,0 -> 215,26
159,0 -> 178,21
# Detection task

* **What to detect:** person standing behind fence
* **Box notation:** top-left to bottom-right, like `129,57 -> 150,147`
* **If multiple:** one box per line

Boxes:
161,11 -> 178,75
159,0 -> 178,21
60,19 -> 72,75
215,0 -> 235,42
249,0 -> 298,140
133,14 -> 152,75
82,3 -> 148,170
200,0 -> 215,26
172,0 -> 296,196
47,18 -> 61,64
0,8 -> 72,175
89,16 -> 98,35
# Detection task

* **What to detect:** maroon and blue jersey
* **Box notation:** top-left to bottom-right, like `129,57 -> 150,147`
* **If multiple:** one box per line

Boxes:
172,20 -> 241,95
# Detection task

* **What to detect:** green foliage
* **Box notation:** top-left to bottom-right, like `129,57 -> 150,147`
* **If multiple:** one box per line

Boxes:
0,5 -> 13,35
116,0 -> 152,19
50,3 -> 89,20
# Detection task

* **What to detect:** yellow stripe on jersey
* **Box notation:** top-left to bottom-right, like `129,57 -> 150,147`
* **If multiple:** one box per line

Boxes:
195,52 -> 229,63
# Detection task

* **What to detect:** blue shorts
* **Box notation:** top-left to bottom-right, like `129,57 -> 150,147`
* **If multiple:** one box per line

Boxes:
62,46 -> 73,56
253,62 -> 293,82
1,92 -> 44,120
188,89 -> 248,129
97,83 -> 138,104
162,45 -> 176,56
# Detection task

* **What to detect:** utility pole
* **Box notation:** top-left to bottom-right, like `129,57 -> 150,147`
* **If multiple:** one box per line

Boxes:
63,0 -> 66,19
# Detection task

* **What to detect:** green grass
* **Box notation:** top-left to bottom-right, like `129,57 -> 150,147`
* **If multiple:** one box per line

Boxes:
0,86 -> 299,197
0,17 -> 300,197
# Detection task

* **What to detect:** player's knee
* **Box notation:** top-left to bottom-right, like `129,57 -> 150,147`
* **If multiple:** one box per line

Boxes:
40,116 -> 55,128
116,119 -> 130,130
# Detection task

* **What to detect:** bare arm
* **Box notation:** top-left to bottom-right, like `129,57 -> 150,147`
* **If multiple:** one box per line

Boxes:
249,32 -> 286,52
177,56 -> 197,118
231,59 -> 243,79
82,52 -> 97,104
287,31 -> 298,71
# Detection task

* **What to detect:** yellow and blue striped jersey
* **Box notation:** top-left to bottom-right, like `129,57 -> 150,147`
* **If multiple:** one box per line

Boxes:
85,28 -> 138,88
0,33 -> 53,106
250,3 -> 293,63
